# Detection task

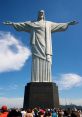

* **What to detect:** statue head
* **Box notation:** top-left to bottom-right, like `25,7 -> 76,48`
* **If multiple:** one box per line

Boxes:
37,10 -> 45,21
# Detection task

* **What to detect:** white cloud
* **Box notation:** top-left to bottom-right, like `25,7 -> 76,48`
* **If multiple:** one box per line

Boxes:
0,84 -> 19,92
55,73 -> 82,90
0,97 -> 23,108
7,84 -> 19,90
0,97 -> 82,108
60,98 -> 82,106
0,31 -> 31,72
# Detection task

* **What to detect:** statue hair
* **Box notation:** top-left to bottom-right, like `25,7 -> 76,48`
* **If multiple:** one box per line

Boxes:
37,10 -> 45,21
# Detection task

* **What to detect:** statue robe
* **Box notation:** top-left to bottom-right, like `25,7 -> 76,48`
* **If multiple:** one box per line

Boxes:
12,21 -> 68,82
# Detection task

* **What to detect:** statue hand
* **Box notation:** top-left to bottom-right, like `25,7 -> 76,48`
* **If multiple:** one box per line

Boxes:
3,21 -> 13,25
68,20 -> 79,25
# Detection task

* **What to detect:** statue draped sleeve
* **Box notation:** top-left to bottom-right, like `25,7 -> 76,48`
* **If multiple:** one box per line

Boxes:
51,22 -> 68,32
12,21 -> 32,32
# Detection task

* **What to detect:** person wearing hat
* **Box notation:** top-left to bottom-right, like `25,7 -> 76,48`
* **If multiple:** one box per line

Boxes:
0,105 -> 9,117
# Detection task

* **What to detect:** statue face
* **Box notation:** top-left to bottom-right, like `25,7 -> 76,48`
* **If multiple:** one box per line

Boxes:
38,10 -> 45,20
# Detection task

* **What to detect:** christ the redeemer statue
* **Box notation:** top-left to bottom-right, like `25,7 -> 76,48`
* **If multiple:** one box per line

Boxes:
3,10 -> 78,82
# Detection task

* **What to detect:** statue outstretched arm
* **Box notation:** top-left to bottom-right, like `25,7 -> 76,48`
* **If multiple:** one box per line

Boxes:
51,20 -> 78,33
3,21 -> 31,32
67,20 -> 78,25
3,21 -> 13,25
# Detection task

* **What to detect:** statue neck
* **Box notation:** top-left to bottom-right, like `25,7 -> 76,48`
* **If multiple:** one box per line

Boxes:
38,19 -> 45,23
38,18 -> 44,21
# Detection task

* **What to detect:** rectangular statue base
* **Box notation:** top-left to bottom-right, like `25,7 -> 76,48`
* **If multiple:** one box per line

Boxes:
23,82 -> 59,109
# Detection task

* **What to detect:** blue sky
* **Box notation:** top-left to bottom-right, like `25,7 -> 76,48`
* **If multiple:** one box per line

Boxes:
0,0 -> 82,107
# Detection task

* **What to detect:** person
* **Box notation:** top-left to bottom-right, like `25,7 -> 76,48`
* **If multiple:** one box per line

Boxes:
58,109 -> 64,117
52,109 -> 58,117
44,111 -> 52,117
25,109 -> 33,117
0,105 -> 9,117
3,10 -> 78,82
71,110 -> 77,117
21,108 -> 26,117
7,109 -> 22,117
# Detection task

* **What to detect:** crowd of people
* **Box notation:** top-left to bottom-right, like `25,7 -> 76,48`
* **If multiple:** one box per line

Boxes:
0,105 -> 82,117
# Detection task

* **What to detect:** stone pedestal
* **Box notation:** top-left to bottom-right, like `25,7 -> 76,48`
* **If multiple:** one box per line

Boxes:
23,82 -> 59,109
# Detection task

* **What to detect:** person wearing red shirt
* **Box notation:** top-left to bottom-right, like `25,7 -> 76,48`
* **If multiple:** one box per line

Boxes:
0,106 -> 9,117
